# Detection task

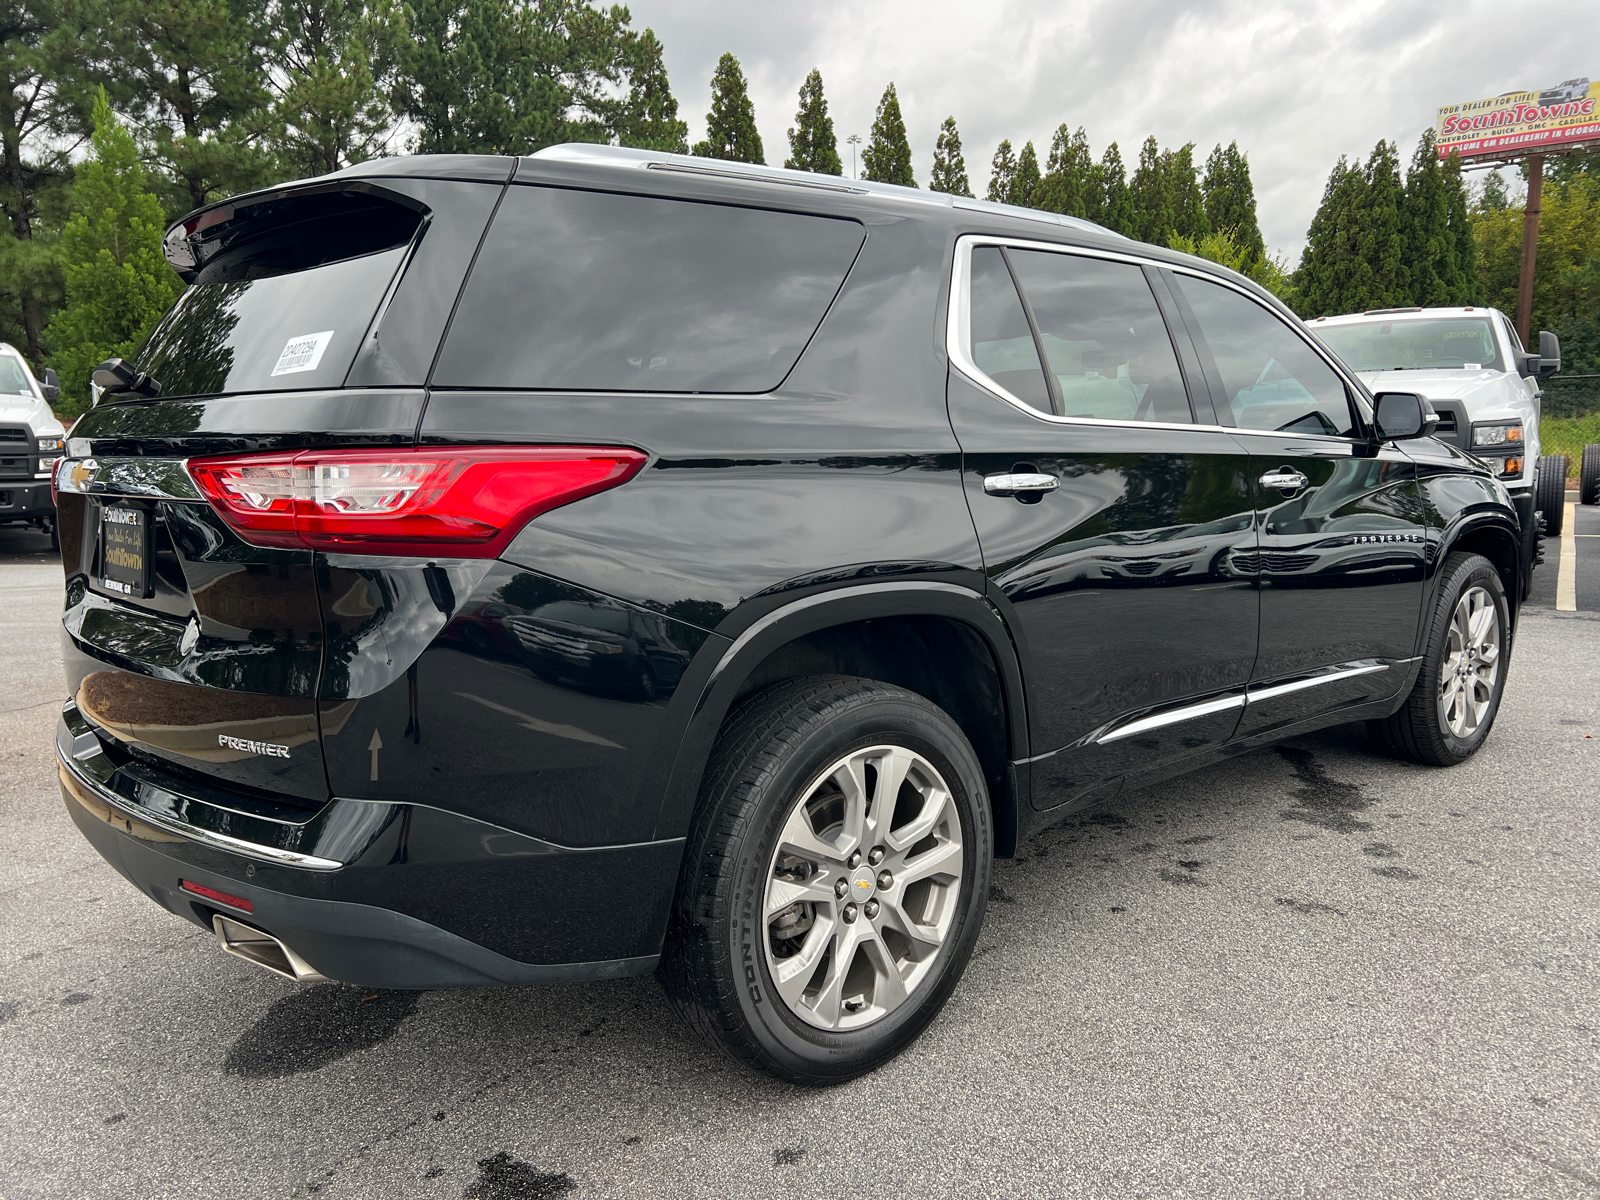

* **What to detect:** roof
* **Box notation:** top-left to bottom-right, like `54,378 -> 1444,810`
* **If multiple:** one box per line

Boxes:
1308,306 -> 1509,326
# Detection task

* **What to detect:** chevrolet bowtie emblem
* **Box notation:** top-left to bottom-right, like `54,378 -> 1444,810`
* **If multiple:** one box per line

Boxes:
855,880 -> 872,890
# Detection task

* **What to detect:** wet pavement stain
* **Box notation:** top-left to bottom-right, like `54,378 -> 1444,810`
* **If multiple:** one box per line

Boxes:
464,1152 -> 575,1199
1276,747 -> 1373,834
1362,842 -> 1401,858
774,1147 -> 806,1166
60,993 -> 91,1005
1372,866 -> 1421,881
103,1113 -> 125,1125
1176,835 -> 1215,845
223,985 -> 421,1079
1157,868 -> 1207,887
0,1001 -> 17,1025
988,884 -> 1016,904
1276,898 -> 1346,917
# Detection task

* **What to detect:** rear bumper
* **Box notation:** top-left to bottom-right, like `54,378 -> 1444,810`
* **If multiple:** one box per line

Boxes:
0,480 -> 54,521
57,703 -> 678,988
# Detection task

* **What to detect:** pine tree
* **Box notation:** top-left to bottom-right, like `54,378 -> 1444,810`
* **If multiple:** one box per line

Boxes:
1096,142 -> 1132,234
1013,140 -> 1040,207
986,139 -> 1016,203
1442,149 -> 1481,304
270,0 -> 403,178
1201,142 -> 1264,264
783,68 -> 839,174
1354,139 -> 1407,308
44,90 -> 179,415
1033,124 -> 1093,216
1294,157 -> 1368,317
1128,136 -> 1175,244
396,0 -> 637,159
102,0 -> 279,212
1478,171 -> 1510,212
618,28 -> 688,153
1163,142 -> 1209,241
928,116 -> 971,196
1402,129 -> 1454,307
692,51 -> 763,163
862,82 -> 915,187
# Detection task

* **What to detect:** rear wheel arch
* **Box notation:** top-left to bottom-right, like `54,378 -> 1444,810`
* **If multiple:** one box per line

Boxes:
653,583 -> 1029,858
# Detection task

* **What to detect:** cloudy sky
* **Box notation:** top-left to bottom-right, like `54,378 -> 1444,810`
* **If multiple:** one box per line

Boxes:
634,0 -> 1593,264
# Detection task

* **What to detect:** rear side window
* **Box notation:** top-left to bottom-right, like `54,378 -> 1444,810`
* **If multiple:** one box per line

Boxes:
1007,250 -> 1191,424
433,187 -> 865,393
1174,274 -> 1357,437
135,190 -> 424,399
967,246 -> 1052,413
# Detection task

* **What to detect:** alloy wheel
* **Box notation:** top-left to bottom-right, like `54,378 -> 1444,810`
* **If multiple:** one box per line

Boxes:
1437,585 -> 1501,739
762,745 -> 964,1032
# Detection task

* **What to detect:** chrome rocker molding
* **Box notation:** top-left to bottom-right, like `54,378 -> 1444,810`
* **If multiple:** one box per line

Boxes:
57,701 -> 344,871
1091,661 -> 1395,747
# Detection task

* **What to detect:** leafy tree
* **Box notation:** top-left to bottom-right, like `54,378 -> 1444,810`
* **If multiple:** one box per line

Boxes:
1128,135 -> 1174,244
928,115 -> 970,196
692,50 -> 762,163
783,68 -> 838,174
985,138 -> 1015,203
397,0 -> 637,158
1012,139 -> 1039,207
862,81 -> 914,187
270,0 -> 404,178
1201,141 -> 1263,264
1095,141 -> 1132,234
1170,228 -> 1293,302
1163,142 -> 1208,241
103,0 -> 279,213
0,0 -> 91,360
617,26 -> 686,153
1033,123 -> 1091,216
44,90 -> 180,415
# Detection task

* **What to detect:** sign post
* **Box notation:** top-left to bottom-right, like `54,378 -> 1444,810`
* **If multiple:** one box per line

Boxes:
1435,78 -> 1599,344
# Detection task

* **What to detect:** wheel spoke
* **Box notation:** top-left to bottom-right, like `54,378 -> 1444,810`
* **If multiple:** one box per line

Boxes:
832,756 -> 872,853
860,932 -> 908,1012
875,891 -> 945,959
770,913 -> 837,1008
765,871 -> 837,918
895,836 -> 963,888
808,920 -> 866,1026
863,747 -> 914,848
776,801 -> 849,866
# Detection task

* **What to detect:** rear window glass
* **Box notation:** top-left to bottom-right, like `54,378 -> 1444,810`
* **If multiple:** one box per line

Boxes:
132,190 -> 424,399
432,186 -> 865,393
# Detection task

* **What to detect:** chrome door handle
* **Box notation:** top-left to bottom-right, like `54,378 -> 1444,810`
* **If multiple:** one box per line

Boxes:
983,472 -> 1060,496
1259,469 -> 1309,491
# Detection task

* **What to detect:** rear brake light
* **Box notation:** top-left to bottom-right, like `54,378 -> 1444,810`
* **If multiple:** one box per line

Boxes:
181,879 -> 253,912
188,447 -> 646,557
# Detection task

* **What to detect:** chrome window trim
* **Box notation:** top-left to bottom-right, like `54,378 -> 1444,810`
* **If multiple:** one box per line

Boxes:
947,233 -> 1376,440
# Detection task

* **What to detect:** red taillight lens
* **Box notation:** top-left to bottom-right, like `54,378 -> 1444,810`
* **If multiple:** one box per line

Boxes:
188,447 -> 646,557
181,879 -> 253,912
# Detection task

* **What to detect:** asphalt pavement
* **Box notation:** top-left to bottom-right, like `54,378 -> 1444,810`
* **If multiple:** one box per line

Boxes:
1,517 -> 1597,1200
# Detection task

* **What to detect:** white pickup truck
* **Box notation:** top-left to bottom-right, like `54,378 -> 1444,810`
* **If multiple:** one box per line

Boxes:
0,342 -> 66,549
1308,306 -> 1563,591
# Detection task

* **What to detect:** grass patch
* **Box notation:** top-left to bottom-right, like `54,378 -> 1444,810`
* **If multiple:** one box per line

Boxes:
1541,413 -> 1600,476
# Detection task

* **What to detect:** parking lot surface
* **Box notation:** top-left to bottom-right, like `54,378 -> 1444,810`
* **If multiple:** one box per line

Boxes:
2,520 -> 1597,1199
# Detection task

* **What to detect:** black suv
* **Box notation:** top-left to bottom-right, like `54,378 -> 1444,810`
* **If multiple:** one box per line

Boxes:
54,146 -> 1521,1083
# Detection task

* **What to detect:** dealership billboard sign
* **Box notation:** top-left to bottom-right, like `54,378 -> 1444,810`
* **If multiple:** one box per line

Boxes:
1436,77 -> 1599,161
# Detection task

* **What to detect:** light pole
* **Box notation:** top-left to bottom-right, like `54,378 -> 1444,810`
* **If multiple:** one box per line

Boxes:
846,134 -> 862,180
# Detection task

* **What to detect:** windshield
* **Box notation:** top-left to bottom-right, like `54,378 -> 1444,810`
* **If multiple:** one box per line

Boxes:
1312,318 -> 1504,373
0,356 -> 35,397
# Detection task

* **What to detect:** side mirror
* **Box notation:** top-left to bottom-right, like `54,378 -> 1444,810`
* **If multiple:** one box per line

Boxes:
1373,391 -> 1437,441
1538,330 -> 1561,379
1516,350 -> 1542,379
40,367 -> 59,402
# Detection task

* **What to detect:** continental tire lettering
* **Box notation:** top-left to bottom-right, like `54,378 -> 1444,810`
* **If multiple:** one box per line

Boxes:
740,891 -> 762,1003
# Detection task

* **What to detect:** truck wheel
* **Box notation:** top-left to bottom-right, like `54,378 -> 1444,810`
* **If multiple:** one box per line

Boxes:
1368,553 -> 1509,767
1581,444 -> 1600,506
660,675 -> 991,1085
1536,455 -> 1568,536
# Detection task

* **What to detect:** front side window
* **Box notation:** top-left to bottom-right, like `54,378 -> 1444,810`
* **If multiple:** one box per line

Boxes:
1174,274 -> 1357,437
433,187 -> 865,393
1311,317 -> 1505,373
1007,250 -> 1191,423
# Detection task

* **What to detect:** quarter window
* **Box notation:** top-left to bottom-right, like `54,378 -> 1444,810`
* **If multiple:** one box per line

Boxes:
967,246 -> 1052,413
1173,274 -> 1357,437
1006,250 -> 1191,424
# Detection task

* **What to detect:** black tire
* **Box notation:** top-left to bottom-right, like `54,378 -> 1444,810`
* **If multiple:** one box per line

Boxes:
1581,443 -> 1600,506
1536,455 -> 1568,536
1368,553 -> 1509,767
659,675 -> 991,1085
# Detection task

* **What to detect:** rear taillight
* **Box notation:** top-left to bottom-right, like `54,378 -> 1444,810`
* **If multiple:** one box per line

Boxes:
188,447 -> 646,557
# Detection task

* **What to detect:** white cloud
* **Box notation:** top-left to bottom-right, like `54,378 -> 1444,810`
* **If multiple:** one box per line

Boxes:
637,0 -> 1595,262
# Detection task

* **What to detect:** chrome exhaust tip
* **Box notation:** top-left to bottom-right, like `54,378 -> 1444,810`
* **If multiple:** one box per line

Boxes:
212,913 -> 327,982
